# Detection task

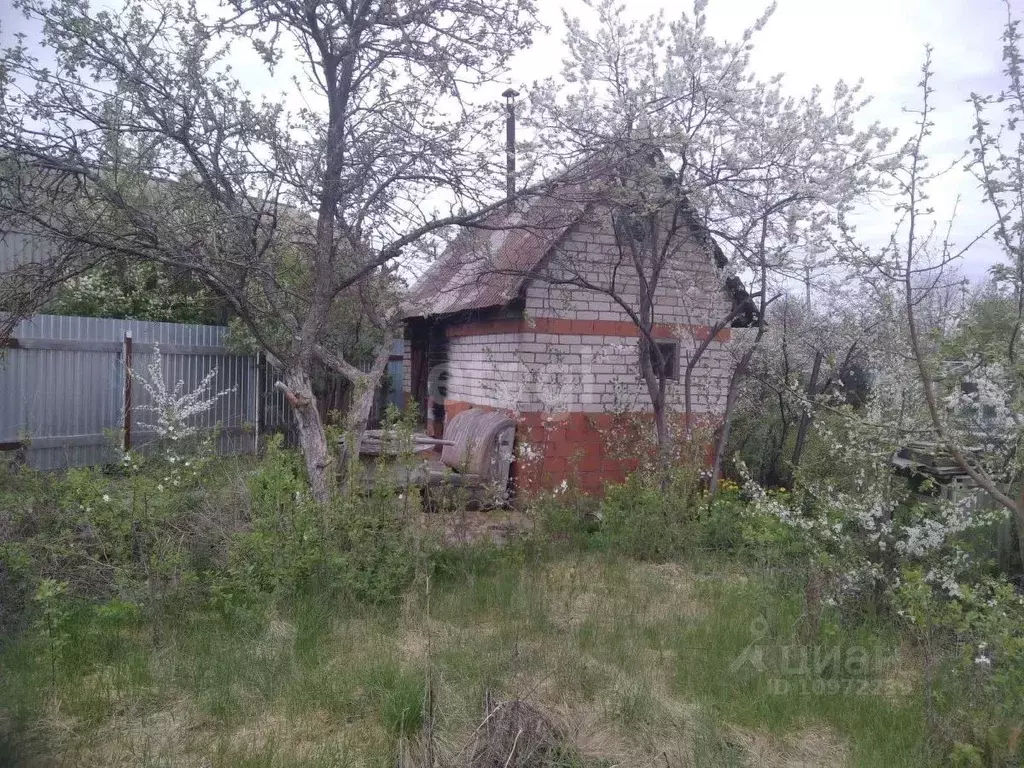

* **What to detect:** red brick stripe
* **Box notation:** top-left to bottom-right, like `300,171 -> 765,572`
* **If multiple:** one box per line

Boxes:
446,317 -> 730,342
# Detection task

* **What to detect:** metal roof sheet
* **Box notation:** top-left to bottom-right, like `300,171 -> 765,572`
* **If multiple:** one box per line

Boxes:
402,185 -> 589,319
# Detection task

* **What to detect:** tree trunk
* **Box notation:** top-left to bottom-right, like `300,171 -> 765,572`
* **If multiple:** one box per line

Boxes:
284,367 -> 332,503
707,270 -> 774,500
791,350 -> 823,474
708,347 -> 755,501
338,341 -> 393,489
653,393 -> 671,468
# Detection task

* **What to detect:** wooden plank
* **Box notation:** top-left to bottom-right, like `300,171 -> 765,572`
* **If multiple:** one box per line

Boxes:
360,439 -> 456,448
359,431 -> 455,446
341,431 -> 455,457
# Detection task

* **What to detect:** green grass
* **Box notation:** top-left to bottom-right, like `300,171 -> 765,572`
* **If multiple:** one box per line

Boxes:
0,548 -> 929,767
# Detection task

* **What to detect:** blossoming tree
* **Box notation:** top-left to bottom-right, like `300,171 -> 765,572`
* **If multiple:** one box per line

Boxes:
515,0 -> 893,465
0,0 -> 540,500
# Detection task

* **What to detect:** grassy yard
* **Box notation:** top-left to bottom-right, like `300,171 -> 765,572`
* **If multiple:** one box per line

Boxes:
1,545 -> 928,767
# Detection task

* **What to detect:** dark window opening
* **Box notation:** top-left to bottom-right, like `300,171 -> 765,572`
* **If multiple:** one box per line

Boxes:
645,340 -> 679,381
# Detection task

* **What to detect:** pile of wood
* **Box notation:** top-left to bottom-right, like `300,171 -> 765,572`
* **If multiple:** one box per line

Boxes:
891,441 -> 977,481
343,429 -> 454,456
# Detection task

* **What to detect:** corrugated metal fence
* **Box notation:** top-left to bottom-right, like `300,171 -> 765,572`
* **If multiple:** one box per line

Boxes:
0,315 -> 402,470
0,231 -> 57,272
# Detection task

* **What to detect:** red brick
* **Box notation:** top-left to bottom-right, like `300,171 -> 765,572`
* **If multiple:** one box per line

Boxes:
544,456 -> 568,475
445,316 -> 723,342
438,400 -> 719,500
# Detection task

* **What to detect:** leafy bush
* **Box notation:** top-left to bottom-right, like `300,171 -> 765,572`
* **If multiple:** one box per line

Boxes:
694,485 -> 805,563
332,501 -> 415,604
596,469 -> 696,560
897,569 -> 1024,766
546,465 -> 798,563
214,434 -> 415,608
2,427 -> 420,645
0,450 -> 240,637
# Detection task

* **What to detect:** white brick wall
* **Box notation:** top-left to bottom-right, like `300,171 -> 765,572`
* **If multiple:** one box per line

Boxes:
441,206 -> 737,417
524,215 -> 730,325
444,331 -> 734,415
445,332 -> 532,409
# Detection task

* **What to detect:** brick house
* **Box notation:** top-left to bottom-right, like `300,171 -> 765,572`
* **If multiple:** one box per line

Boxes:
401,175 -> 758,497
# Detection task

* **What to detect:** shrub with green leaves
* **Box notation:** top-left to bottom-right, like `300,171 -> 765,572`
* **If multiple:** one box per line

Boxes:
597,469 -> 698,561
896,569 -> 1024,766
215,433 -> 415,608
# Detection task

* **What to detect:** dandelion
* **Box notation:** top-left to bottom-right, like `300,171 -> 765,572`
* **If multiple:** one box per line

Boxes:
102,494 -> 111,503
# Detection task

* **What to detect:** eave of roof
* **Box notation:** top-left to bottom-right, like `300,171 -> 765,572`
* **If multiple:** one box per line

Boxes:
402,187 -> 589,319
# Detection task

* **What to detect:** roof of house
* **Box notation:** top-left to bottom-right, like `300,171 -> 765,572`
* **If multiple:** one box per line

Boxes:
402,184 -> 591,319
402,160 -> 760,326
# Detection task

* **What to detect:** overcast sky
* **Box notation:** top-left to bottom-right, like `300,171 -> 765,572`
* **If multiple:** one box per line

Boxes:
508,0 -> 1010,281
1,0 -> 1013,279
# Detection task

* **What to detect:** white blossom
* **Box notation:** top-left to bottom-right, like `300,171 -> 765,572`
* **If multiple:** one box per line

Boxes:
133,345 -> 235,442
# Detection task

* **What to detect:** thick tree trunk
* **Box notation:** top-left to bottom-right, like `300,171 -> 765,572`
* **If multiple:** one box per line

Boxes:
283,367 -> 332,503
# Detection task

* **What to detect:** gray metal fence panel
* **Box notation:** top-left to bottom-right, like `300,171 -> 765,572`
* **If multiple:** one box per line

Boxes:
1,316 -> 121,468
0,314 -> 403,470
1,315 -> 257,469
0,231 -> 58,272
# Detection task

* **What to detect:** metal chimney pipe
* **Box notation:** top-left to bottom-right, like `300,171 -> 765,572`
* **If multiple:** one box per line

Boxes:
502,88 -> 519,213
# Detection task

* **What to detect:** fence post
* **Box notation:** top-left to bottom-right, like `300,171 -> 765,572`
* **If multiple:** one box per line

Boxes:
253,351 -> 260,454
122,330 -> 133,452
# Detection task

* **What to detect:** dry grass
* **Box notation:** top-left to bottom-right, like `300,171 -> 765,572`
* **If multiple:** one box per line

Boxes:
727,724 -> 849,768
2,550 -> 925,768
45,699 -> 213,768
413,507 -> 534,548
